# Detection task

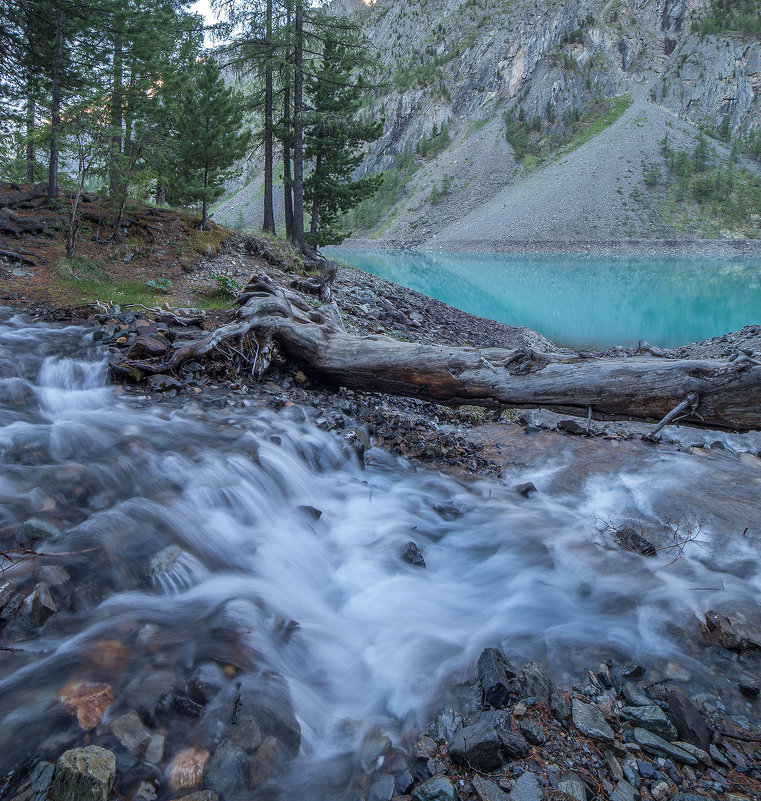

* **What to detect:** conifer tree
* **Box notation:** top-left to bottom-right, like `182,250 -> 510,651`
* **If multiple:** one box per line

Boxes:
167,57 -> 250,228
304,28 -> 382,246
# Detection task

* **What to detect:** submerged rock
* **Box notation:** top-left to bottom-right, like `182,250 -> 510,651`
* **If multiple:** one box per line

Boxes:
402,541 -> 426,568
411,774 -> 456,801
205,739 -> 248,800
168,747 -> 210,791
47,746 -> 116,801
58,681 -> 114,731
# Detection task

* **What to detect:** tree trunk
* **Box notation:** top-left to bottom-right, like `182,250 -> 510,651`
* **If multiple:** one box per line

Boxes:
283,0 -> 294,239
262,0 -> 275,235
155,183 -> 166,206
48,7 -> 64,202
114,275 -> 761,431
291,0 -> 305,252
309,153 -> 321,239
201,163 -> 209,229
109,29 -> 123,198
25,94 -> 35,185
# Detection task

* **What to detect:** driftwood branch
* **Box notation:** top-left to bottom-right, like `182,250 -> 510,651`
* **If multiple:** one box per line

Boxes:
112,274 -> 761,431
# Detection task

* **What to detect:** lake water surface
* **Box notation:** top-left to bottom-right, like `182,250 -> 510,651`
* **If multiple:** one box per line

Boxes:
329,249 -> 761,348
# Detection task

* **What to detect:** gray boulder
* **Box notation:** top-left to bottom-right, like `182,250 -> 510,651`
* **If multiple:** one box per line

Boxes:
411,774 -> 457,801
667,690 -> 709,750
448,720 -> 504,772
620,705 -> 677,741
633,728 -> 698,765
477,647 -> 516,707
47,746 -> 116,801
572,699 -> 614,743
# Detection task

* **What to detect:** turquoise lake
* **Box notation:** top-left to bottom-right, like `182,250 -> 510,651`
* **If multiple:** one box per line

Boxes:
329,249 -> 761,348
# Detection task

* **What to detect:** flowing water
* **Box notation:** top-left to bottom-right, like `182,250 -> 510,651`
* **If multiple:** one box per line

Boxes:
1,308 -> 760,798
329,249 -> 761,349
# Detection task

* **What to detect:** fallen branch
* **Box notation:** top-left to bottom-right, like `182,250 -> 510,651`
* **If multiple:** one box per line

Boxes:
112,273 -> 761,430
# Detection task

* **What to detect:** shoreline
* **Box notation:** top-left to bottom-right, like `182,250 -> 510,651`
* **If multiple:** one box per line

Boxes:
339,237 -> 761,257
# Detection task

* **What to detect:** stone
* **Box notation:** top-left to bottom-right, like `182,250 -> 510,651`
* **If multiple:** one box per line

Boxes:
39,565 -> 70,586
426,707 -> 463,742
411,775 -> 456,801
622,682 -> 652,707
651,781 -> 671,801
620,705 -> 678,740
110,710 -> 152,756
168,747 -> 210,791
127,335 -> 169,359
58,681 -> 114,730
558,773 -> 587,801
148,375 -> 183,392
704,610 -> 761,651
613,526 -> 657,556
448,720 -> 504,772
172,793 -> 220,801
513,482 -> 537,497
604,750 -> 623,781
205,739 -> 248,800
622,664 -> 646,678
134,781 -> 157,801
632,729 -> 698,765
550,689 -> 570,721
226,714 -> 262,752
30,582 -> 56,624
413,736 -> 437,760
28,761 -> 54,801
47,746 -> 116,801
477,647 -> 516,707
18,518 -> 60,542
368,775 -> 395,801
496,730 -> 529,759
666,691 -> 710,750
610,780 -> 638,801
511,662 -> 551,703
518,718 -> 545,745
672,742 -> 710,765
145,732 -> 165,764
637,759 -> 655,778
508,771 -> 542,801
402,541 -> 426,568
708,743 -> 729,766
572,699 -> 614,743
471,777 -> 509,801
248,737 -> 287,787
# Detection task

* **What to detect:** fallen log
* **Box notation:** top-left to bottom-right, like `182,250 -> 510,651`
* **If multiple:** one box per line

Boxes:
0,183 -> 48,209
0,209 -> 61,236
113,273 -> 761,431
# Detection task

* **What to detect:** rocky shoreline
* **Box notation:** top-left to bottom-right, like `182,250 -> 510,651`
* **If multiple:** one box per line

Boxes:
2,235 -> 761,801
340,239 -> 761,258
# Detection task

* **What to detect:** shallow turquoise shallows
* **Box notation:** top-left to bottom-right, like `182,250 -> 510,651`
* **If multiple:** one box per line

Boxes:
328,248 -> 761,348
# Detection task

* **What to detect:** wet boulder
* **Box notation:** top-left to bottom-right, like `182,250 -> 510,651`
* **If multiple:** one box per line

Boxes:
402,541 -> 426,568
448,720 -> 504,771
620,705 -> 677,741
47,746 -> 116,801
511,662 -> 552,704
426,707 -> 463,742
704,609 -> 761,651
411,774 -> 457,801
477,647 -> 516,708
205,739 -> 248,800
572,699 -> 614,743
666,691 -> 710,751
127,336 -> 169,360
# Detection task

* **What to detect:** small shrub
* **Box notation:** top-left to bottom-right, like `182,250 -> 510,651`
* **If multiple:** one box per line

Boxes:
146,276 -> 173,293
211,273 -> 241,298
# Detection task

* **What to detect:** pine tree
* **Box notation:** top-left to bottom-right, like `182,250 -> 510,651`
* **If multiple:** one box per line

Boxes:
304,30 -> 382,246
167,57 -> 250,228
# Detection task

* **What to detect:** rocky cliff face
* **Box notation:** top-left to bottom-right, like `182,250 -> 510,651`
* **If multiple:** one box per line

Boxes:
214,0 -> 760,244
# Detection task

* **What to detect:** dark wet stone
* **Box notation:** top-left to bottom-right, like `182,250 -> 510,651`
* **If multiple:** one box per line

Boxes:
110,710 -> 152,756
172,793 -> 220,801
550,689 -> 570,721
394,767 -> 414,795
30,582 -> 56,624
610,780 -> 638,801
622,664 -> 646,678
248,737 -> 287,788
622,682 -> 652,707
509,771 -> 542,801
413,736 -> 437,760
557,418 -> 587,434
637,759 -> 655,778
667,690 -> 710,750
123,669 -> 176,723
558,773 -> 587,801
148,375 -> 183,392
239,672 -> 301,757
225,714 -> 262,753
513,482 -> 537,497
448,720 -> 504,772
205,739 -> 248,800
478,647 -> 516,708
29,761 -> 54,801
411,774 -> 456,801
621,705 -> 677,740
519,718 -> 546,745
188,663 -> 228,705
127,336 -> 169,359
572,699 -> 614,743
367,775 -> 395,801
633,728 -> 698,765
613,526 -> 656,556
511,662 -> 552,704
497,730 -> 530,760
298,505 -> 323,521
402,541 -> 426,568
704,610 -> 761,651
738,682 -> 760,698
47,746 -> 116,801
426,707 -> 463,742
471,777 -> 509,801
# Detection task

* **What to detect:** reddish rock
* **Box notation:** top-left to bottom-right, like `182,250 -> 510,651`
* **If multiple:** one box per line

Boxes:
168,747 -> 211,791
59,680 -> 114,730
127,335 -> 169,359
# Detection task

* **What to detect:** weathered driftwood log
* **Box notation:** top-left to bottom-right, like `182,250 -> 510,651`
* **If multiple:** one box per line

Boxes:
113,274 -> 761,430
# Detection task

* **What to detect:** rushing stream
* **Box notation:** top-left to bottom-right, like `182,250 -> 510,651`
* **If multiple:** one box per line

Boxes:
1,308 -> 760,799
